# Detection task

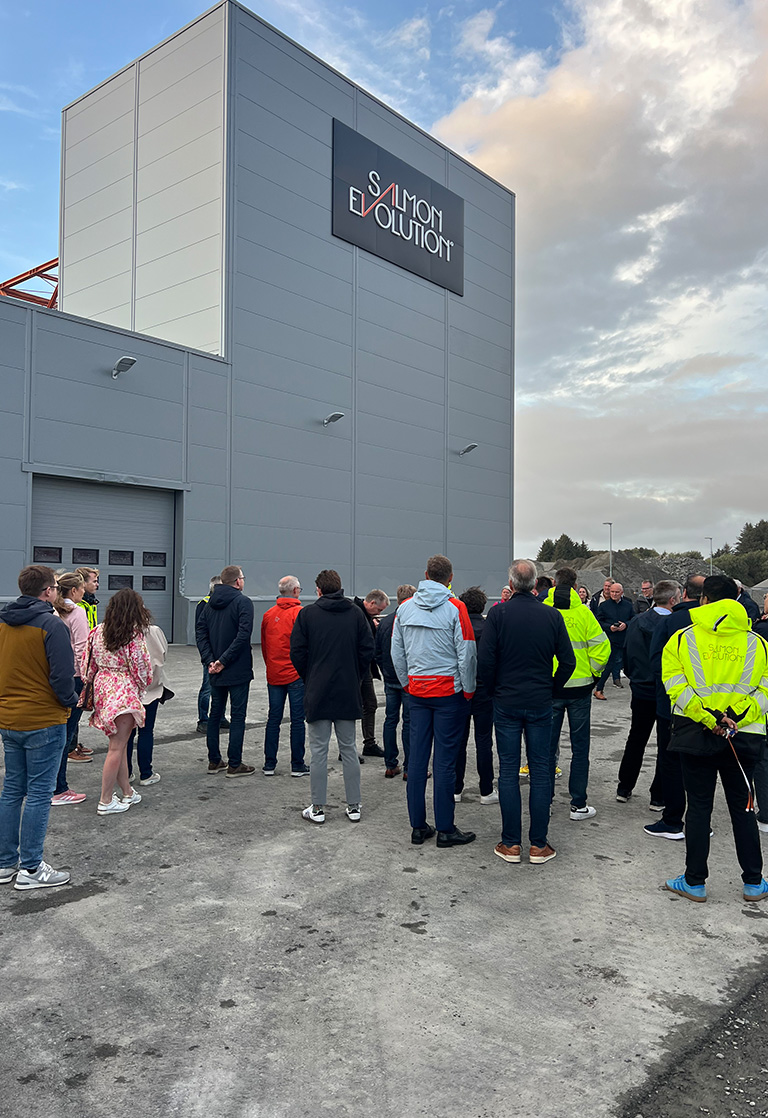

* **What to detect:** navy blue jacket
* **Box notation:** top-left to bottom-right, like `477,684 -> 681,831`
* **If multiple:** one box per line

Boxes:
597,597 -> 635,649
738,591 -> 761,622
649,599 -> 698,718
195,584 -> 254,687
374,612 -> 399,688
624,608 -> 670,700
478,591 -> 575,710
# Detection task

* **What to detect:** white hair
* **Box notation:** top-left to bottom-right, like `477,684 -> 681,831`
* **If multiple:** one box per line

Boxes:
279,575 -> 300,595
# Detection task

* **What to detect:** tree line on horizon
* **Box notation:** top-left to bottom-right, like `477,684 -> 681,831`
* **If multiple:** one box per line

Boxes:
535,520 -> 768,586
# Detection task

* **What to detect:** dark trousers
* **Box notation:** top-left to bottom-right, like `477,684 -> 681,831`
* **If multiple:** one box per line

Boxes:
127,699 -> 159,781
617,694 -> 664,800
550,691 -> 592,808
360,672 -> 378,748
207,681 -> 249,768
407,692 -> 467,833
455,695 -> 494,796
598,642 -> 624,689
55,677 -> 83,796
382,683 -> 410,770
264,680 -> 306,769
658,717 -> 686,829
680,749 -> 762,886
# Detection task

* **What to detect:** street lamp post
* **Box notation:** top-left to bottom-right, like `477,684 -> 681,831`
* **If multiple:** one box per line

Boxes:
705,537 -> 713,575
603,521 -> 613,579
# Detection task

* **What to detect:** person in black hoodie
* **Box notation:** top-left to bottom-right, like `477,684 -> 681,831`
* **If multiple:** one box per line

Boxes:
374,584 -> 416,778
353,590 -> 389,759
454,586 -> 497,804
290,569 -> 374,825
195,565 -> 255,777
616,580 -> 680,806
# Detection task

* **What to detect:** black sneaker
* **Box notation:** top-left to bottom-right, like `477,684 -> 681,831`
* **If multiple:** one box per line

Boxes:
362,744 -> 385,758
291,764 -> 310,778
196,721 -> 208,734
616,789 -> 632,803
644,819 -> 684,840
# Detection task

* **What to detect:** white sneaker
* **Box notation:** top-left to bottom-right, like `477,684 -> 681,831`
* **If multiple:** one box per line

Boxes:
570,805 -> 597,821
345,803 -> 361,822
121,788 -> 142,805
454,792 -> 462,802
302,804 -> 325,824
139,772 -> 161,786
14,860 -> 71,890
480,790 -> 499,805
97,795 -> 130,815
759,821 -> 768,834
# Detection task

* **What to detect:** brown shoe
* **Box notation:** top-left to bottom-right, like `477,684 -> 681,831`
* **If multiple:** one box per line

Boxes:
225,763 -> 256,778
593,690 -> 606,701
494,842 -> 521,863
529,844 -> 557,864
68,748 -> 93,763
73,742 -> 93,756
207,760 -> 227,774
385,766 -> 402,778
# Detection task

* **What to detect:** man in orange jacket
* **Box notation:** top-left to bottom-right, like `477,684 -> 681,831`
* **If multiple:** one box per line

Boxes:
260,576 -> 309,777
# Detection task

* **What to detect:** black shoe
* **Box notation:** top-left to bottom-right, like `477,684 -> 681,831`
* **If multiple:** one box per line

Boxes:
436,827 -> 476,848
362,744 -> 385,758
220,718 -> 230,730
196,721 -> 208,734
616,788 -> 631,803
411,825 -> 436,845
338,753 -> 365,763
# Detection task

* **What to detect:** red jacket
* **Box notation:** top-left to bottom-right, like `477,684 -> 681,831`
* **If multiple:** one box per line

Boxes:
261,598 -> 302,684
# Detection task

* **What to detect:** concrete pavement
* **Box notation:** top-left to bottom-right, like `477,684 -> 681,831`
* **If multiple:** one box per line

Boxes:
2,649 -> 768,1118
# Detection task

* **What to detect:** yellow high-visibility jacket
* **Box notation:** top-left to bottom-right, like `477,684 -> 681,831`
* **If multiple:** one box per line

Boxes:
662,599 -> 768,735
543,586 -> 611,688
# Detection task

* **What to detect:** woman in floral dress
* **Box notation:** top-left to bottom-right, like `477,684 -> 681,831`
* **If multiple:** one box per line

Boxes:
81,589 -> 152,816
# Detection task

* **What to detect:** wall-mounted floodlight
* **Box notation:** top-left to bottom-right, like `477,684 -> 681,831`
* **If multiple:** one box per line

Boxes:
458,443 -> 479,456
323,411 -> 345,427
112,355 -> 137,380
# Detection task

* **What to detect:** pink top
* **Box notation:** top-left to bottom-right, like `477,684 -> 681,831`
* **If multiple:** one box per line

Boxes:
62,601 -> 89,673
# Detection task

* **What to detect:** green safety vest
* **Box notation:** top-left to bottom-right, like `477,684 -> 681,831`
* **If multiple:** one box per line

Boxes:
78,599 -> 98,630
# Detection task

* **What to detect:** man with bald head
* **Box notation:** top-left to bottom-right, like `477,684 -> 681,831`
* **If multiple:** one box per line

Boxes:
595,582 -> 634,699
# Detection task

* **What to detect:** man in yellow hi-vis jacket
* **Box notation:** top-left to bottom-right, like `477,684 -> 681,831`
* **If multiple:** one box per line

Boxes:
661,575 -> 768,903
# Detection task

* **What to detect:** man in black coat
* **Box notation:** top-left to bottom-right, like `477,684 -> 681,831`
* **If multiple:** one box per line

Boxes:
290,569 -> 374,825
353,590 -> 389,759
374,584 -> 416,778
454,586 -> 496,803
595,583 -> 634,697
195,564 -> 255,777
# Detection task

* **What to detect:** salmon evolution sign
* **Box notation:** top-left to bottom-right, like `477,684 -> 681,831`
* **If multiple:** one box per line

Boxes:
332,120 -> 464,296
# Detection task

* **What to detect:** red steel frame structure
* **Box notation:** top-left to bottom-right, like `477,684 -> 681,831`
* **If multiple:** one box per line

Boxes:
0,258 -> 58,309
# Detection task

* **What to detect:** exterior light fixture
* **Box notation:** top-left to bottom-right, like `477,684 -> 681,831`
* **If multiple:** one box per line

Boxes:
603,521 -> 613,579
459,443 -> 478,456
112,355 -> 137,379
323,411 -> 345,427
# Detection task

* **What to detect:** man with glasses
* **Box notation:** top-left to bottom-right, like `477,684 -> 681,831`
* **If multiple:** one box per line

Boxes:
196,565 -> 255,777
260,575 -> 309,777
0,565 -> 79,890
635,580 -> 654,614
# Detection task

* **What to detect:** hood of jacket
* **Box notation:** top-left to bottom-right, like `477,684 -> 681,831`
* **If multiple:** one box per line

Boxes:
208,584 -> 243,610
690,598 -> 750,636
636,607 -> 669,637
0,596 -> 54,627
317,590 -> 353,612
274,596 -> 301,613
544,587 -> 583,612
412,580 -> 452,612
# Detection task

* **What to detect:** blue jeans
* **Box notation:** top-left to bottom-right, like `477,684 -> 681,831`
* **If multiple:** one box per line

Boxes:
264,680 -> 306,769
382,683 -> 410,770
55,677 -> 83,795
0,724 -> 66,871
207,681 -> 250,767
127,699 -> 160,781
495,704 -> 553,848
550,692 -> 591,808
407,692 -> 468,832
197,669 -> 211,723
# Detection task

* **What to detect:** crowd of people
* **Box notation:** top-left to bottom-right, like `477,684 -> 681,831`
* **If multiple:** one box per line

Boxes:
1,554 -> 768,903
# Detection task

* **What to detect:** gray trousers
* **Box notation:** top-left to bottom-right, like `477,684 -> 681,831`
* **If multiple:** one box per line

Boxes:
308,719 -> 361,807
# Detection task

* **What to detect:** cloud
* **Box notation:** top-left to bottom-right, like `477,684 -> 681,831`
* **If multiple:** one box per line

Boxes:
0,177 -> 26,192
432,0 -> 768,554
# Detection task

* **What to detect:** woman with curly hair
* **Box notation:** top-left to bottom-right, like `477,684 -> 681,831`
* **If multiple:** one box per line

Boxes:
81,589 -> 152,815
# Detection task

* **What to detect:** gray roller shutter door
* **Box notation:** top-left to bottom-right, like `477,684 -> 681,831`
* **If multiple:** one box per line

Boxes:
31,477 -> 175,637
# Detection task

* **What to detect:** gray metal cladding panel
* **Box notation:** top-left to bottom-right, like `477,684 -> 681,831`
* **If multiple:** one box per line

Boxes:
237,131 -> 328,210
234,313 -> 352,377
356,351 -> 442,405
237,106 -> 330,177
463,203 -> 513,252
447,487 -> 508,526
138,93 -> 222,168
460,280 -> 513,327
187,444 -> 228,484
235,274 -> 352,346
449,354 -> 512,400
134,274 -> 220,330
358,256 -> 446,321
361,443 -> 444,488
357,381 -> 444,432
357,320 -> 445,378
235,450 -> 352,503
448,161 -> 514,225
444,541 -> 512,583
237,206 -> 353,284
62,245 -> 132,303
357,412 -> 444,464
188,404 -> 228,451
64,213 -> 133,270
451,380 -> 511,422
137,59 -> 224,133
463,252 -> 515,300
233,356 -> 351,416
137,130 -> 222,204
63,176 -> 133,240
355,99 -> 447,183
0,359 -> 25,417
451,302 -> 512,350
357,290 -> 445,352
136,164 -> 222,236
232,489 -> 351,537
138,10 -> 223,101
65,143 -> 134,208
356,502 -> 444,546
355,532 -> 444,572
233,415 -> 352,473
64,69 -> 134,145
32,419 -> 182,482
449,328 -> 511,375
236,62 -> 343,144
0,301 -> 27,375
447,508 -> 510,550
236,242 -> 352,315
464,229 -> 514,279
185,516 -> 227,557
233,522 -> 351,576
448,460 -> 511,499
356,473 -> 443,517
136,236 -> 221,299
0,408 -> 24,459
447,439 -> 510,479
449,406 -> 510,451
236,168 -> 329,241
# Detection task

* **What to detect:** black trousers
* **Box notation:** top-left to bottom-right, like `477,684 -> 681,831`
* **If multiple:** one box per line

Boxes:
455,695 -> 495,796
360,672 -> 378,747
680,748 -> 762,887
617,694 -> 664,800
658,717 -> 686,830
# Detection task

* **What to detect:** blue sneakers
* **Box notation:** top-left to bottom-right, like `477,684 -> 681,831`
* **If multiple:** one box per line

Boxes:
743,879 -> 768,903
665,874 -> 707,902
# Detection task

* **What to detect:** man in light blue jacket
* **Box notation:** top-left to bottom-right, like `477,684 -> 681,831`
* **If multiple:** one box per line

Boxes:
392,554 -> 477,848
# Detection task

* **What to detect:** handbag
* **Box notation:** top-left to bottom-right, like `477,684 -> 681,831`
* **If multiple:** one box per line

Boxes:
78,636 -> 95,711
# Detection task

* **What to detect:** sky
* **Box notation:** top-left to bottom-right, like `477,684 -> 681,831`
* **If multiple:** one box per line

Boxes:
1,0 -> 766,560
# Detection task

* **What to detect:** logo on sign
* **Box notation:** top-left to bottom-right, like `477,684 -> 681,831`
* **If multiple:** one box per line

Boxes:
348,172 -> 455,262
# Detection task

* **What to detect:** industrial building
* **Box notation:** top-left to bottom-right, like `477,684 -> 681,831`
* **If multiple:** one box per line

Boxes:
0,0 -> 515,640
